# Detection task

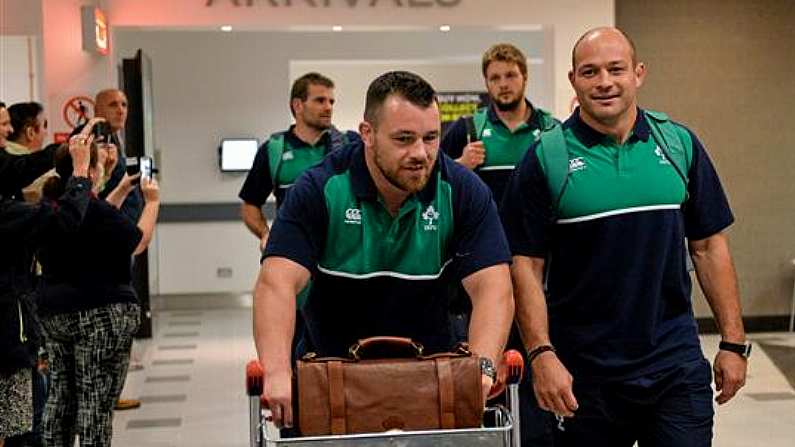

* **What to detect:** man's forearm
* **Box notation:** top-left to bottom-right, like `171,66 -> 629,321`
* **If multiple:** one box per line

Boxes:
253,264 -> 297,375
691,234 -> 745,342
464,264 -> 514,363
511,256 -> 551,351
241,203 -> 270,239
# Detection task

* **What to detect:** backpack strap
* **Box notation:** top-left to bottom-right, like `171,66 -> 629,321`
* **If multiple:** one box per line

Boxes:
472,107 -> 488,140
538,124 -> 570,211
326,127 -> 349,153
534,108 -> 559,132
644,110 -> 691,190
266,133 -> 287,191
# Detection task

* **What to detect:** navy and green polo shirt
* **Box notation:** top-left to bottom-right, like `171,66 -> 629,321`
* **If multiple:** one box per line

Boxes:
441,101 -> 558,202
238,126 -> 360,208
501,108 -> 734,381
264,140 -> 512,357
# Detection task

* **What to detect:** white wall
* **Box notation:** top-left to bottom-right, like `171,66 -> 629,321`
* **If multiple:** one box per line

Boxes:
0,36 -> 41,104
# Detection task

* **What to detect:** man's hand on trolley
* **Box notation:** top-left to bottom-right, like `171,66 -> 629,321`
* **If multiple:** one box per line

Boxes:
263,368 -> 293,429
531,351 -> 578,418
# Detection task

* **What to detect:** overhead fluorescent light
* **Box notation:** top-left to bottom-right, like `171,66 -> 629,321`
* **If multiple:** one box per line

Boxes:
220,25 -> 233,32
332,25 -> 343,32
439,25 -> 451,32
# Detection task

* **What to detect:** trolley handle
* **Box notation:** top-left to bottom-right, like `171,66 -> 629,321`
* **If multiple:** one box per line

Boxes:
503,350 -> 524,385
246,360 -> 264,396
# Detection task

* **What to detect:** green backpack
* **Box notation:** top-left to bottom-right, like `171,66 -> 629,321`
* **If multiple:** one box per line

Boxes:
266,127 -> 349,189
538,110 -> 692,212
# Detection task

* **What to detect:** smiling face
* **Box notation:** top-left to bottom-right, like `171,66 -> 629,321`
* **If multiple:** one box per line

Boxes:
569,29 -> 645,127
361,94 -> 440,195
0,107 -> 12,147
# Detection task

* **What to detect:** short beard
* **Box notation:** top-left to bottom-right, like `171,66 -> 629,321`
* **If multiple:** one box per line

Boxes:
373,145 -> 429,194
493,96 -> 523,112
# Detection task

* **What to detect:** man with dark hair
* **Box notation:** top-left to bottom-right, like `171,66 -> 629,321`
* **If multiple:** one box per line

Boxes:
253,71 -> 515,430
7,102 -> 47,153
240,72 -> 357,251
502,27 -> 747,446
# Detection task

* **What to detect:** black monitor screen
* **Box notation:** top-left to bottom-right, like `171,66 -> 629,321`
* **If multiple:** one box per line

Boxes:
220,138 -> 259,172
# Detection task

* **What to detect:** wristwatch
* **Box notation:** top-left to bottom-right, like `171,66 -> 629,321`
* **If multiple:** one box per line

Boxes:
479,357 -> 497,381
719,341 -> 752,358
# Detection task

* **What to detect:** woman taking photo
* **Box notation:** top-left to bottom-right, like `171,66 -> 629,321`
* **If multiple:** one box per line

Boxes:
0,107 -> 94,447
36,137 -> 160,447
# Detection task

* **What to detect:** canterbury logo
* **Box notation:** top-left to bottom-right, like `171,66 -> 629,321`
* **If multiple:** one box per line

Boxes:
568,157 -> 586,173
422,205 -> 440,231
654,146 -> 671,165
344,208 -> 362,225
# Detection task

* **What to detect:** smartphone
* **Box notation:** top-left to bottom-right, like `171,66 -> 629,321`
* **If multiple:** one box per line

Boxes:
126,156 -> 155,183
139,156 -> 153,180
92,121 -> 112,143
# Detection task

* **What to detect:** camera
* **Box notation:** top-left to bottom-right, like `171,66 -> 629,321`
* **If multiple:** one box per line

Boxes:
92,121 -> 113,144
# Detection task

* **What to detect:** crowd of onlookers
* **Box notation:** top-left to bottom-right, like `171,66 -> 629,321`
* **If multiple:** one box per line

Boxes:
1,91 -> 160,447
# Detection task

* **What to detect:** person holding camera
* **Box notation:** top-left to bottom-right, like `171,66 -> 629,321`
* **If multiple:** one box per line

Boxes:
35,118 -> 160,447
1,104 -> 94,447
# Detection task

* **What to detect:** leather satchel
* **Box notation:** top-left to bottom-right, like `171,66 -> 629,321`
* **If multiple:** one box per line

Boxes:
297,336 -> 484,436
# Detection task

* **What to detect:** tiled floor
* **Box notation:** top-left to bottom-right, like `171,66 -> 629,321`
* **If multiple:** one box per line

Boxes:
111,298 -> 795,447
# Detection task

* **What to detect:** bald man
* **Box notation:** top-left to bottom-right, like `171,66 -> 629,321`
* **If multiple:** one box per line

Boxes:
501,27 -> 746,446
73,89 -> 143,222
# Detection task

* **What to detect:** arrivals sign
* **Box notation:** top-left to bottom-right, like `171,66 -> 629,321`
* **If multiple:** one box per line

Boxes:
205,0 -> 462,7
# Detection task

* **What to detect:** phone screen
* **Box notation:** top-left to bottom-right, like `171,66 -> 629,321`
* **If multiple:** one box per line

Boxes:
139,157 -> 153,179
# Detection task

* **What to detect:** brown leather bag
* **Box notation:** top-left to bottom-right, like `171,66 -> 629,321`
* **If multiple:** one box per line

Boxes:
296,336 -> 484,436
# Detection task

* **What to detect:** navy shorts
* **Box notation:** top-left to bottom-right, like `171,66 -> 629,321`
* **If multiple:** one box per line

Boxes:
555,358 -> 714,447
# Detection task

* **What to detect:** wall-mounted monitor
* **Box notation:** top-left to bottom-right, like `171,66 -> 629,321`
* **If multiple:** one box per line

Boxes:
219,138 -> 259,172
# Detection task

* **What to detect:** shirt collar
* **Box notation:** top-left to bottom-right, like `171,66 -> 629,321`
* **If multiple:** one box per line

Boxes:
565,107 -> 651,147
349,141 -> 440,205
286,125 -> 331,149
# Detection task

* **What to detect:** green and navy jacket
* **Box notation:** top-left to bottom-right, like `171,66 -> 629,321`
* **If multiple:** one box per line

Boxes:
238,126 -> 359,208
264,140 -> 511,357
441,101 -> 559,202
501,108 -> 734,381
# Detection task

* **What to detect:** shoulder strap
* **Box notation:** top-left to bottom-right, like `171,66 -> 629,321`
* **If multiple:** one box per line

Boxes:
266,133 -> 286,189
472,107 -> 489,140
538,124 -> 569,210
327,127 -> 348,153
644,110 -> 691,188
534,108 -> 558,132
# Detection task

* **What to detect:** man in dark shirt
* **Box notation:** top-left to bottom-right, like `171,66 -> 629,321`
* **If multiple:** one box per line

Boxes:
253,71 -> 514,430
501,27 -> 748,446
239,72 -> 357,251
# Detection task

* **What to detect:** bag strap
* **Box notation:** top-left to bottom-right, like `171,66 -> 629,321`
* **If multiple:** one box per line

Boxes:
328,361 -> 347,435
266,133 -> 286,191
644,110 -> 691,189
435,358 -> 456,429
472,107 -> 488,140
538,124 -> 570,211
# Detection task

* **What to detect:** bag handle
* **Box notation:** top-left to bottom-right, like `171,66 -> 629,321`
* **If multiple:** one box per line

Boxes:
348,336 -> 424,361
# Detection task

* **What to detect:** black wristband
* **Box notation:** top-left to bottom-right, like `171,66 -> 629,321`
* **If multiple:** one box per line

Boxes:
527,345 -> 555,364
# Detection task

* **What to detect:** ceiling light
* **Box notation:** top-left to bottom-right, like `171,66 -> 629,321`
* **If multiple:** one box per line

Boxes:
332,25 -> 343,32
439,25 -> 451,32
220,25 -> 233,32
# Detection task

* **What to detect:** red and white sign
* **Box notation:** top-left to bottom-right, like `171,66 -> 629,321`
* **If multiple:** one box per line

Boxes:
62,96 -> 95,129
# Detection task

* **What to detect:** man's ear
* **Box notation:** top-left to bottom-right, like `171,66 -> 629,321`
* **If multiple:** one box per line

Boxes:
25,126 -> 36,142
291,98 -> 303,116
359,121 -> 374,147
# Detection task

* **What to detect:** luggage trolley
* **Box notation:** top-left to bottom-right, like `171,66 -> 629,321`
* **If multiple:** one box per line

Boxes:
245,350 -> 525,447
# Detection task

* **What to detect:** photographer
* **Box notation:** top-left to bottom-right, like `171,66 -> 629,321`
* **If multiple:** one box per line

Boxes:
1,103 -> 93,447
35,122 -> 160,447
